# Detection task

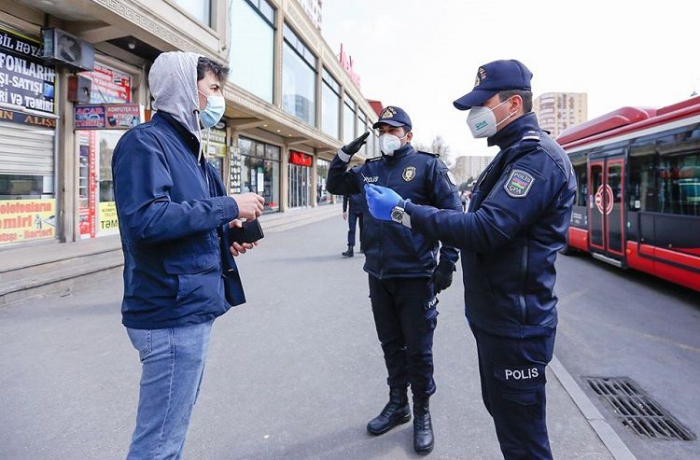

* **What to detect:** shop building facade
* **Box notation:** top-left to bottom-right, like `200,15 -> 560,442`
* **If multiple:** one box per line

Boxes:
0,0 -> 379,248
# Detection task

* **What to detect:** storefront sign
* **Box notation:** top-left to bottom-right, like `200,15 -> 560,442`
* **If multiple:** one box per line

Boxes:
80,63 -> 131,103
289,150 -> 312,167
75,105 -> 105,128
0,108 -> 56,128
74,104 -> 141,129
0,199 -> 56,244
0,25 -> 56,114
339,43 -> 361,90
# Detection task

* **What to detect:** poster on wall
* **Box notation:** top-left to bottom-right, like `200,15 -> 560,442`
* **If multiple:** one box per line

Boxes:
0,25 -> 56,114
80,63 -> 131,104
74,104 -> 141,129
0,199 -> 56,245
78,131 -> 97,239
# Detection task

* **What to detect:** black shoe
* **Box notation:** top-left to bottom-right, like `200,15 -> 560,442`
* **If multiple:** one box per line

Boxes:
342,245 -> 354,257
367,387 -> 411,435
413,397 -> 434,454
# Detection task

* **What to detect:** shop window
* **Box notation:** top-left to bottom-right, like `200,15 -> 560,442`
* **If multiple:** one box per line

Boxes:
239,136 -> 280,212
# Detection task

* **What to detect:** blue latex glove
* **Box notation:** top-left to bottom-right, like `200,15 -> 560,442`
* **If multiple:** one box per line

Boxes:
364,184 -> 403,221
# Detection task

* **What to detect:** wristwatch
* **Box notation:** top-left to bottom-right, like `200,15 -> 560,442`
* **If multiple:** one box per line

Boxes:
390,200 -> 412,228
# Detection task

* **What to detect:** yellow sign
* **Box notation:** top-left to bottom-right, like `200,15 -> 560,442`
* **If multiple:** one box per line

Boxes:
0,199 -> 56,245
98,201 -> 119,235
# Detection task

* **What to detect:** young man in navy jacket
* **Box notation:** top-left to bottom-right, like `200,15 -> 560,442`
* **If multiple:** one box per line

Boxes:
112,51 -> 264,459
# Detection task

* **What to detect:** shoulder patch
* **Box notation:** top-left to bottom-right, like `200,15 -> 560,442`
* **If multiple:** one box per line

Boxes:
365,157 -> 382,163
503,169 -> 535,198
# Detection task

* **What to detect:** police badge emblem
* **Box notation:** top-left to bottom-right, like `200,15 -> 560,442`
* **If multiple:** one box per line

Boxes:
402,166 -> 416,182
504,169 -> 535,198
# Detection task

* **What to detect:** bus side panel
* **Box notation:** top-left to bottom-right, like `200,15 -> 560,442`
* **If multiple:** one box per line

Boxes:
627,242 -> 700,291
568,227 -> 588,252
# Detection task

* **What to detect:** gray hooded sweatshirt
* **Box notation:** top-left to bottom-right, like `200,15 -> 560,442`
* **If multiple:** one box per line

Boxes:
149,51 -> 202,142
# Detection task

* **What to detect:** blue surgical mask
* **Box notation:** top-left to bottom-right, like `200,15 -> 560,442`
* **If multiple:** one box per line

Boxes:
198,91 -> 225,129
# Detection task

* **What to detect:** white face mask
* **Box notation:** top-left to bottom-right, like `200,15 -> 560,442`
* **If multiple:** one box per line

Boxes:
379,133 -> 407,156
466,98 -> 516,138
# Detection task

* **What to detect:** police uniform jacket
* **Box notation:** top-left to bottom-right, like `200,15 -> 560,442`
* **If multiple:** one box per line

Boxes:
405,113 -> 577,337
113,112 -> 244,330
327,144 -> 461,279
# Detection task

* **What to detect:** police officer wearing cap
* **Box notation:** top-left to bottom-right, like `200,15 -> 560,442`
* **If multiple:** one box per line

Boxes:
365,61 -> 577,460
326,106 -> 461,454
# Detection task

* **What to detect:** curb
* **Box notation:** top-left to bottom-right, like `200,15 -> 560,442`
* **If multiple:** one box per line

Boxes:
549,356 -> 637,460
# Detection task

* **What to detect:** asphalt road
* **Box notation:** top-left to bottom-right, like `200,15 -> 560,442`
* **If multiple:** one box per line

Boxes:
554,250 -> 700,460
3,213 -> 696,459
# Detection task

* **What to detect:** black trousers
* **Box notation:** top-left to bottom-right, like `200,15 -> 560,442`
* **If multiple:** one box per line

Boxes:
368,275 -> 438,398
347,211 -> 363,247
470,324 -> 556,460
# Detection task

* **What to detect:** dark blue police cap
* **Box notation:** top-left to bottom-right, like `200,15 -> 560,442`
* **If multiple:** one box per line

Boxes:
372,106 -> 412,130
453,60 -> 533,110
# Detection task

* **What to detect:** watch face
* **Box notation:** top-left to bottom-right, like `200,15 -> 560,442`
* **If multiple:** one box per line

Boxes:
391,207 -> 403,223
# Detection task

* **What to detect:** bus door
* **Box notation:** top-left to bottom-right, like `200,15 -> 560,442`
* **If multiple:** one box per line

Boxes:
588,155 -> 626,264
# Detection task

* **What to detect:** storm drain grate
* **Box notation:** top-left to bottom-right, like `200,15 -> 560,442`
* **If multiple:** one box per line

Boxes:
583,376 -> 695,441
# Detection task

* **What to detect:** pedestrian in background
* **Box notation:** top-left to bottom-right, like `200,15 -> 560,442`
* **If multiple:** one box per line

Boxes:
365,60 -> 577,460
327,106 -> 461,454
112,51 -> 264,459
341,192 -> 364,257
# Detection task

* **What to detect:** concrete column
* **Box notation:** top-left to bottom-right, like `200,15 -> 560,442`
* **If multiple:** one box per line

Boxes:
280,143 -> 288,211
310,154 -> 318,207
56,67 -> 76,243
273,6 -> 284,108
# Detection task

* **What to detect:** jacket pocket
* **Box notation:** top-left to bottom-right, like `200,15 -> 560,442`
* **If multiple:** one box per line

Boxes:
162,252 -> 218,275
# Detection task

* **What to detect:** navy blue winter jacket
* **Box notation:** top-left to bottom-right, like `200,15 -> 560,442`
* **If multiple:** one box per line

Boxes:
327,144 -> 461,279
112,112 -> 243,329
406,113 -> 577,338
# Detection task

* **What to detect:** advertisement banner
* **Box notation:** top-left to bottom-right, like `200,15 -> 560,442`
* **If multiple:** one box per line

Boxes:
74,104 -> 140,129
98,201 -> 119,235
0,25 -> 56,114
80,63 -> 131,104
0,199 -> 56,245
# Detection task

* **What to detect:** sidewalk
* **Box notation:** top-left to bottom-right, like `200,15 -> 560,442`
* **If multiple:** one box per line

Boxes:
0,204 -> 342,306
0,213 -> 627,459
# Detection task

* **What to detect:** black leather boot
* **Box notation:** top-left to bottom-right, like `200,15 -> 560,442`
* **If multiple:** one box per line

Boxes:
413,396 -> 434,454
367,387 -> 411,435
341,245 -> 354,257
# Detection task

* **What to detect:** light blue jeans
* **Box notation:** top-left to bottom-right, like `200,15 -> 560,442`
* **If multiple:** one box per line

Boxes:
126,320 -> 214,460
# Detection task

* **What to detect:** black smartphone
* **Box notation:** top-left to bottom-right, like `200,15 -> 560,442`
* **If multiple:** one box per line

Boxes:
228,220 -> 264,244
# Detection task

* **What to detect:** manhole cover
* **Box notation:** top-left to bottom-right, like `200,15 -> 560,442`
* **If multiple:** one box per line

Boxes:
583,376 -> 695,441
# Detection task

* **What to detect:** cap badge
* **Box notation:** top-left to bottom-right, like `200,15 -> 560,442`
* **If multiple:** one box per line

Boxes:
381,107 -> 397,119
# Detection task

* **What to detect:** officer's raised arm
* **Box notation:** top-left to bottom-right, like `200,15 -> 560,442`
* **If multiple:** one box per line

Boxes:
326,132 -> 370,196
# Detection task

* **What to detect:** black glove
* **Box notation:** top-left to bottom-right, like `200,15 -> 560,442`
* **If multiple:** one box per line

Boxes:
341,131 -> 370,156
432,261 -> 455,294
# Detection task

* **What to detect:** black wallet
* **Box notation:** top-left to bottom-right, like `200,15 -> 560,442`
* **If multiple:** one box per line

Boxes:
228,219 -> 264,244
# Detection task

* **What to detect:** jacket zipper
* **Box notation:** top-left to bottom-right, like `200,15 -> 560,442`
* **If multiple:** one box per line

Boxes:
518,243 -> 529,324
379,165 -> 393,279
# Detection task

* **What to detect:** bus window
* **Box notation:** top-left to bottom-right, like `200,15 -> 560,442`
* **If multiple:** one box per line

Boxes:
628,153 -> 657,212
573,163 -> 588,206
658,153 -> 700,216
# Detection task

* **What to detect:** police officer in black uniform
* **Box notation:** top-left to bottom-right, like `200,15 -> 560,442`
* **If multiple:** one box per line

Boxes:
341,193 -> 364,257
365,62 -> 577,460
326,106 -> 461,454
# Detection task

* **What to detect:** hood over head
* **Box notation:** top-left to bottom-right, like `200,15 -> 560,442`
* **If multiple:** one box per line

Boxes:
149,51 -> 202,141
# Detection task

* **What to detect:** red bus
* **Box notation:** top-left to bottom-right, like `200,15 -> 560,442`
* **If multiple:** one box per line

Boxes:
557,95 -> 700,292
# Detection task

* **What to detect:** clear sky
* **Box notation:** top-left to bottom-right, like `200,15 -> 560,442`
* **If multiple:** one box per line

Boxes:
321,0 -> 700,159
